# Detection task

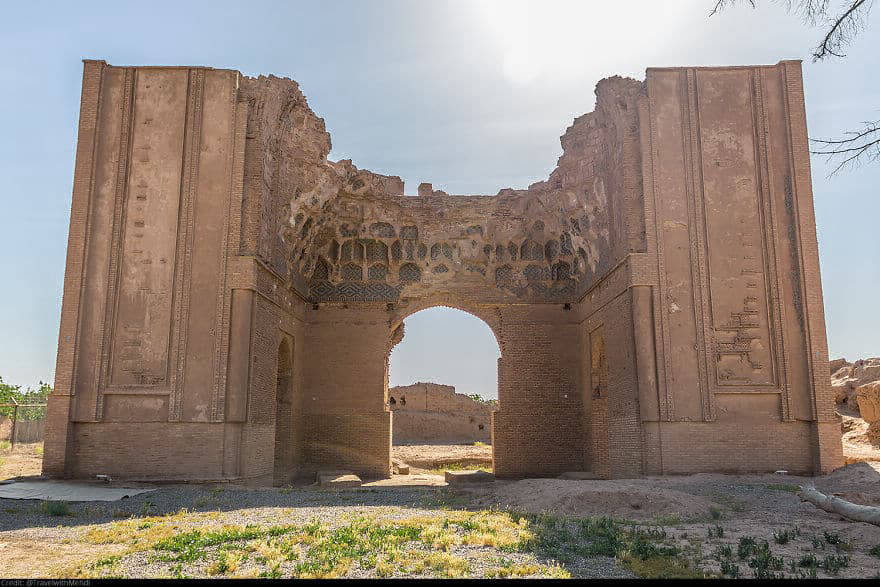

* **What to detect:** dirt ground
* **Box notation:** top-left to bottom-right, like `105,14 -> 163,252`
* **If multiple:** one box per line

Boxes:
392,443 -> 492,472
0,442 -> 42,481
1,442 -> 879,578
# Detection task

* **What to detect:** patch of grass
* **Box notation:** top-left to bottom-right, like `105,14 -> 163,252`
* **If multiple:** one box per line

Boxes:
0,440 -> 11,451
152,524 -> 282,563
72,503 -> 729,578
419,551 -> 471,578
518,512 -> 699,578
622,552 -> 703,579
207,550 -> 243,575
485,557 -> 569,578
93,554 -> 122,568
40,500 -> 72,517
766,483 -> 800,493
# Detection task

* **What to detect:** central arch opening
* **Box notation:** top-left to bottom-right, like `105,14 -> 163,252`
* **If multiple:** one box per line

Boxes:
387,306 -> 501,476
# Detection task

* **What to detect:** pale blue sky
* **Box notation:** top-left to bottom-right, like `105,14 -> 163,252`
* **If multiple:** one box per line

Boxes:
0,1 -> 877,399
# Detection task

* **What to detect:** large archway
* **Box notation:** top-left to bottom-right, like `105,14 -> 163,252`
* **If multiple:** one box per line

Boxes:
387,306 -> 501,472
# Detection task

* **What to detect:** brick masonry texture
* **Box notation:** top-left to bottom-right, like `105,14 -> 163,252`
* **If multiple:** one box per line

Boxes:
43,60 -> 842,483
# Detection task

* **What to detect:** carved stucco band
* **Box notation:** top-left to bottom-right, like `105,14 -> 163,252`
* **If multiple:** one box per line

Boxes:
682,68 -> 714,422
752,68 -> 792,421
94,67 -> 135,421
169,69 -> 206,421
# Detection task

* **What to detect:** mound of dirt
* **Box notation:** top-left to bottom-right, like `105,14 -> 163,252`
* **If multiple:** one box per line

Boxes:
487,479 -> 718,520
814,461 -> 880,506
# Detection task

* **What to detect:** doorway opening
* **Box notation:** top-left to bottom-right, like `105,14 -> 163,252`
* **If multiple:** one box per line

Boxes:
273,337 -> 294,486
387,306 -> 501,476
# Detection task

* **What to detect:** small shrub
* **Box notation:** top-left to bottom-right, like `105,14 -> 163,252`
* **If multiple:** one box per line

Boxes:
799,553 -> 819,569
869,544 -> 880,558
40,500 -> 71,517
713,544 -> 733,561
707,525 -> 724,539
720,560 -> 740,578
709,507 -> 722,520
823,531 -> 843,545
795,567 -> 818,579
744,540 -> 783,579
139,501 -> 156,516
737,536 -> 758,559
773,529 -> 795,545
820,554 -> 849,575
810,535 -> 825,549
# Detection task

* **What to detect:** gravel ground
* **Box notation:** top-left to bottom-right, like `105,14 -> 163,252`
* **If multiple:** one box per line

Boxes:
2,457 -> 880,578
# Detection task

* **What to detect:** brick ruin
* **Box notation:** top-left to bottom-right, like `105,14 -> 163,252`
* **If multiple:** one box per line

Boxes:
389,383 -> 493,445
43,59 -> 843,483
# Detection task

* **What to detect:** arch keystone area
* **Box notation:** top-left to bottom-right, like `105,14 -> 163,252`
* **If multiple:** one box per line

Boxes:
42,59 -> 842,482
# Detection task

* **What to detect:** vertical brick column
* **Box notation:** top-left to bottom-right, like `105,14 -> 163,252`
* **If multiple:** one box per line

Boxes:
43,60 -> 105,477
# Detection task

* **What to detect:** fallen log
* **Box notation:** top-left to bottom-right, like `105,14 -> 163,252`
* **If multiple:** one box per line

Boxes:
799,486 -> 880,526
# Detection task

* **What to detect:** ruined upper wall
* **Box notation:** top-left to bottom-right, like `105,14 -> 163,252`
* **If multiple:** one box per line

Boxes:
237,73 -> 645,303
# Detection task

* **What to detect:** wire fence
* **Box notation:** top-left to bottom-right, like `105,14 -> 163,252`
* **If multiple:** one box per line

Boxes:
0,402 -> 47,448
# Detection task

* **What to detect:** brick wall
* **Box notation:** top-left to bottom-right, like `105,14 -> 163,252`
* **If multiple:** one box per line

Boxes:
44,61 -> 843,484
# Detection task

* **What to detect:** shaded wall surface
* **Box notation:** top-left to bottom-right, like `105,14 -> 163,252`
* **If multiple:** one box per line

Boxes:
44,59 -> 841,483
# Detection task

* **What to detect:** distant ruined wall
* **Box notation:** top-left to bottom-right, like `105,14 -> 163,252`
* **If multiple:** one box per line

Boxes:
44,59 -> 841,483
389,383 -> 492,444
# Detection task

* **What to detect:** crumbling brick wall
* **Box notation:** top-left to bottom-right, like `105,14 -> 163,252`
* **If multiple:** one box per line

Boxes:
44,59 -> 842,483
389,383 -> 492,444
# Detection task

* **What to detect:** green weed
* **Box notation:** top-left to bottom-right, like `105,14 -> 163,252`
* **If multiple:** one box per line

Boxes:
40,500 -> 72,517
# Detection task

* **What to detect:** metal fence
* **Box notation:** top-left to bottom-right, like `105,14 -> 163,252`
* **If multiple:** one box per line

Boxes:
0,402 -> 47,447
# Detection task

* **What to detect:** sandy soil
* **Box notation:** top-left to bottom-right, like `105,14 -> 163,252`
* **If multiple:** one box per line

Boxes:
0,443 -> 42,481
393,444 -> 492,470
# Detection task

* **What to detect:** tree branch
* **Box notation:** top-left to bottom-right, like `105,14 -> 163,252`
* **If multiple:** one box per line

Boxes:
812,0 -> 873,60
810,121 -> 880,174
